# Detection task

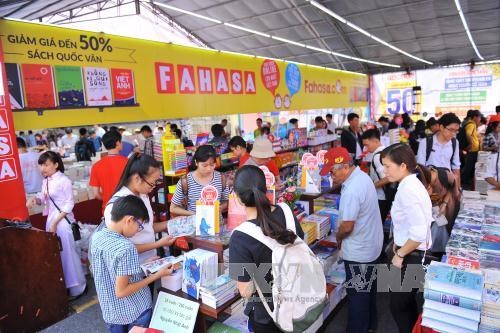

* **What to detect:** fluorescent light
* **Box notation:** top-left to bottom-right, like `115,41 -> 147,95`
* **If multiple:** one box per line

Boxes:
153,2 -> 401,69
224,23 -> 271,38
307,0 -> 433,65
154,2 -> 222,24
454,0 -> 484,60
271,35 -> 306,48
305,45 -> 332,54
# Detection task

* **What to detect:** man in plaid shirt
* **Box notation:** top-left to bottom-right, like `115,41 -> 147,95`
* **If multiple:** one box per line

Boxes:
90,195 -> 173,332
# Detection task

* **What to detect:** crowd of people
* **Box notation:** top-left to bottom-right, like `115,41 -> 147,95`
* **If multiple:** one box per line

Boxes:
15,105 -> 500,333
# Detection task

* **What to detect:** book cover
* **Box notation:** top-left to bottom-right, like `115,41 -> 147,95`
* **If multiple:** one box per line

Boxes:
54,65 -> 85,107
422,308 -> 479,331
426,262 -> 484,290
84,67 -> 112,106
421,317 -> 476,333
167,215 -> 196,238
423,299 -> 480,322
111,68 -> 136,105
196,201 -> 219,236
21,64 -> 57,108
424,279 -> 482,301
182,249 -> 218,300
423,288 -> 482,311
5,63 -> 24,109
140,256 -> 183,276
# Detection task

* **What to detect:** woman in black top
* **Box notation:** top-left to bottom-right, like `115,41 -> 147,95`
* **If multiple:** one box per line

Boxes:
229,165 -> 304,333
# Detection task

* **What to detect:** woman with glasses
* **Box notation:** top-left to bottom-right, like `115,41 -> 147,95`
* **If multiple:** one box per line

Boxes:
104,153 -> 174,265
170,145 -> 230,217
381,144 -> 433,333
416,112 -> 462,189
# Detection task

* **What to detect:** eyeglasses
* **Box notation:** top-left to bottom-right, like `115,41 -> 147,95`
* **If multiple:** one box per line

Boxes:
330,164 -> 345,173
141,176 -> 161,188
445,127 -> 460,134
133,218 -> 145,232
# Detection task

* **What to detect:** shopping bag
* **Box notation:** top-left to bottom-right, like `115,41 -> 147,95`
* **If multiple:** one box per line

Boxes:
195,201 -> 220,236
227,192 -> 247,230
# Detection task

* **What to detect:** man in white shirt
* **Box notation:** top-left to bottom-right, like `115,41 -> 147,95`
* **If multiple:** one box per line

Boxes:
320,147 -> 383,333
362,128 -> 391,222
417,113 -> 461,188
16,137 -> 43,193
484,152 -> 500,190
93,124 -> 106,138
61,128 -> 78,153
326,113 -> 337,133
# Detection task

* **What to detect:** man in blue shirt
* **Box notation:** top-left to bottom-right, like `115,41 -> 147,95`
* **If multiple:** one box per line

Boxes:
320,147 -> 383,333
90,195 -> 174,332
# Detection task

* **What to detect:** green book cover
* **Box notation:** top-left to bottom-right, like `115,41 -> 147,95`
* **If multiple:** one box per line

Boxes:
54,65 -> 85,107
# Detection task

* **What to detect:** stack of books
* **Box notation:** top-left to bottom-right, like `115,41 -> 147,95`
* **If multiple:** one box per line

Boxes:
300,221 -> 317,245
316,207 -> 339,231
479,269 -> 500,332
302,214 -> 331,240
422,262 -> 483,333
480,203 -> 500,270
182,248 -> 218,299
199,274 -> 237,309
311,243 -> 338,274
474,152 -> 492,194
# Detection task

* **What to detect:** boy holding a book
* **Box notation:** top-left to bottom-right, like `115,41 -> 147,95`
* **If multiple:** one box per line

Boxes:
90,195 -> 174,332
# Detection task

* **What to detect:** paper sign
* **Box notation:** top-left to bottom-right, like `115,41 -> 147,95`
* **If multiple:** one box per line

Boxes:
149,291 -> 199,333
200,185 -> 218,205
301,152 -> 313,165
316,150 -> 327,165
305,156 -> 319,170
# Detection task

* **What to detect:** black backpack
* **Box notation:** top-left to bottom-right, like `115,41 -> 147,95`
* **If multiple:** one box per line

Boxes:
75,139 -> 92,161
456,121 -> 471,152
425,136 -> 457,170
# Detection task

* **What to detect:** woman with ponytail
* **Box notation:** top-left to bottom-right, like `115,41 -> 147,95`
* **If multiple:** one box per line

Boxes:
170,145 -> 230,217
104,153 -> 174,265
380,143 -> 433,333
228,165 -> 303,333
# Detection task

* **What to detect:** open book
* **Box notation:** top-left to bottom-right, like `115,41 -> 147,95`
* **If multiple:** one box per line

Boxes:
140,256 -> 183,276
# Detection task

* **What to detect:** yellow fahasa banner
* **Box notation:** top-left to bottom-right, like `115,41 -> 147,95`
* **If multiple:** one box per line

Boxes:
0,19 -> 368,130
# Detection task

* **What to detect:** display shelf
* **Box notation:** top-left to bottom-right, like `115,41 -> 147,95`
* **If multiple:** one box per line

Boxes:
274,145 -> 308,154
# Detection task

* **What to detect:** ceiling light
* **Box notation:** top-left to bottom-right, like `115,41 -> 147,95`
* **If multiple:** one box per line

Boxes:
152,2 -> 400,69
154,2 -> 222,24
454,0 -> 484,60
307,0 -> 433,65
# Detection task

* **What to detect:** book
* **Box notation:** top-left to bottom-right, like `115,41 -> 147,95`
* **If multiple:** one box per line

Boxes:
182,249 -> 218,300
423,308 -> 479,331
424,279 -> 482,302
423,299 -> 480,322
199,274 -> 235,295
111,68 -> 136,105
446,256 -> 480,270
54,65 -> 85,107
421,316 -> 476,333
426,262 -> 484,290
423,288 -> 482,311
167,215 -> 196,238
5,63 -> 24,109
140,256 -> 183,276
84,67 -> 112,106
21,63 -> 57,108
201,289 -> 237,309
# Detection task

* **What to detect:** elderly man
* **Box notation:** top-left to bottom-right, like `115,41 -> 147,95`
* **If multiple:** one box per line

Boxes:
320,147 -> 383,333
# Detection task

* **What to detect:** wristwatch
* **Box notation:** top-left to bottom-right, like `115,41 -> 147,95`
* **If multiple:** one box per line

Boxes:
396,251 -> 405,259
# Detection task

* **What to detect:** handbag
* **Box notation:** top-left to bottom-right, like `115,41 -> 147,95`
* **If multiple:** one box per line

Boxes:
46,179 -> 81,241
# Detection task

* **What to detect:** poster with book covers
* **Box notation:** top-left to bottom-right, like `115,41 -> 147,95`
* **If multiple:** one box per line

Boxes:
5,63 -> 24,109
84,67 -> 112,106
111,68 -> 136,105
54,66 -> 85,107
21,64 -> 57,108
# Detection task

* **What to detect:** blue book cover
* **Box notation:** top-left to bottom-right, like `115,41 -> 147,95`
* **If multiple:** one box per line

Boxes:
426,262 -> 483,290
